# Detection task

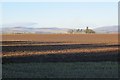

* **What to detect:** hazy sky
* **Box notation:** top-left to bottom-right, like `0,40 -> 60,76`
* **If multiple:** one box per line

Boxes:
2,2 -> 118,29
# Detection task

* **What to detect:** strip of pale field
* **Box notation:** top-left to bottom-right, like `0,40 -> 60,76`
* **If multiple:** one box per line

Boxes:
3,47 -> 118,57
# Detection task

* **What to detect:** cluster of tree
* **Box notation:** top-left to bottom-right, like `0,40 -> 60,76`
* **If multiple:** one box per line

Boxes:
68,27 -> 95,34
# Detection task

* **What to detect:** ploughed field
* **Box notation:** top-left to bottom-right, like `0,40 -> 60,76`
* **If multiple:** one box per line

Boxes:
2,34 -> 119,78
2,34 -> 119,62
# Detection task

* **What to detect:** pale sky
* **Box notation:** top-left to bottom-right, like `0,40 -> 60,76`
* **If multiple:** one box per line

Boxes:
1,2 -> 118,29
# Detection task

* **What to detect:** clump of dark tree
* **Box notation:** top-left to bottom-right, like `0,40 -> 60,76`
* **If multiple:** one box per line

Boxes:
68,27 -> 95,34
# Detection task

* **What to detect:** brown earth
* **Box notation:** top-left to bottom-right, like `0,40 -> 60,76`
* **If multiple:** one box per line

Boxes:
1,34 -> 119,63
2,34 -> 118,44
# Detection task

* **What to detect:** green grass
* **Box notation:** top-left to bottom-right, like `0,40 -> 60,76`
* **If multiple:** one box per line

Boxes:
2,62 -> 118,78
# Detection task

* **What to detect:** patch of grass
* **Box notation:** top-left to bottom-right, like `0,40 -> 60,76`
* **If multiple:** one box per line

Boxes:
2,61 -> 118,78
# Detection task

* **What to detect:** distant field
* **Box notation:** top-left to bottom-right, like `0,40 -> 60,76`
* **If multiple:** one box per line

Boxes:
2,34 -> 118,44
2,34 -> 119,78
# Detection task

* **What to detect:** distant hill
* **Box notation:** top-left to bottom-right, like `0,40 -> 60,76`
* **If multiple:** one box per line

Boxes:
1,23 -> 70,34
2,27 -> 69,34
2,23 -> 119,34
93,25 -> 119,33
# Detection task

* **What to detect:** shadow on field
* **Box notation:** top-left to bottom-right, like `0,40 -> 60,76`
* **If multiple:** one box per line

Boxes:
2,51 -> 118,63
2,41 -> 65,45
2,41 -> 119,63
2,41 -> 119,52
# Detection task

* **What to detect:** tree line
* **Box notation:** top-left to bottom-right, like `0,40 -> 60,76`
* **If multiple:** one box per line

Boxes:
68,27 -> 95,34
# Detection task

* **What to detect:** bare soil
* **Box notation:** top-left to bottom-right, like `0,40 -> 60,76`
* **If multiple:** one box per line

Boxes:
2,34 -> 119,63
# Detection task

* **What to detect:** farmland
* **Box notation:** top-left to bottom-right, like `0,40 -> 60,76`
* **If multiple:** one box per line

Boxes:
1,34 -> 119,78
